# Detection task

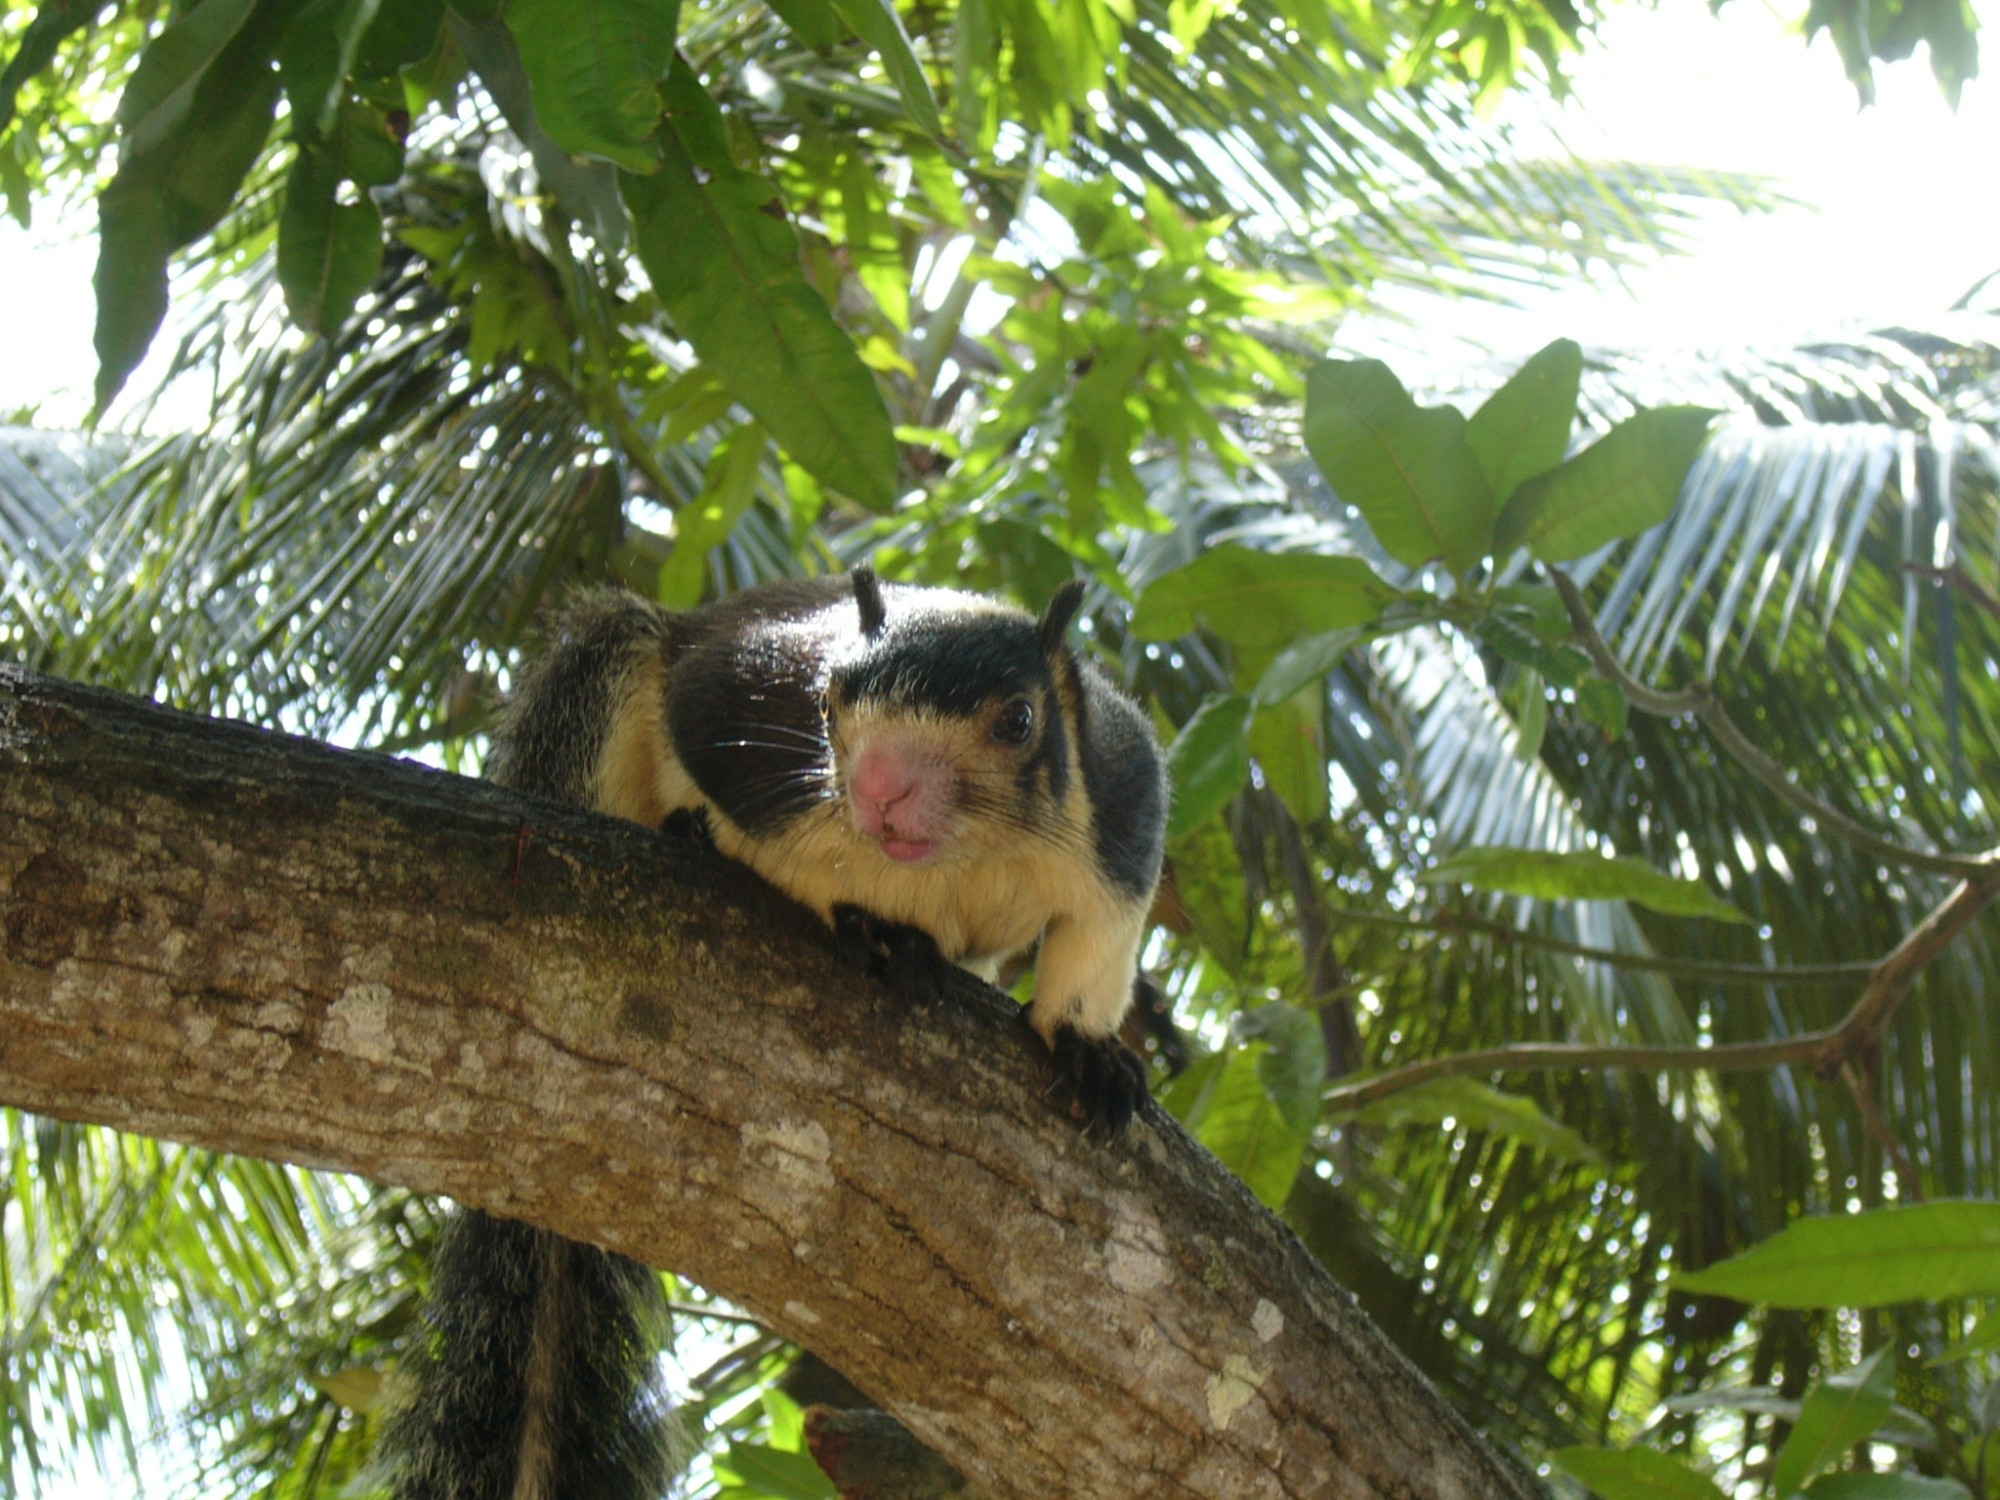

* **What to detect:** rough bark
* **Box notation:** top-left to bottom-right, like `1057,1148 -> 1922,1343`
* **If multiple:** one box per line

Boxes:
0,665 -> 1538,1500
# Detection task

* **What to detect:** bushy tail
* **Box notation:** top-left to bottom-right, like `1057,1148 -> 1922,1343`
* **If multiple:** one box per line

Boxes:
381,1211 -> 679,1500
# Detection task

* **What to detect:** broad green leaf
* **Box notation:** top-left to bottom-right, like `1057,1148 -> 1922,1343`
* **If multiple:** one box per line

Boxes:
1303,358 -> 1495,573
1254,627 -> 1366,707
1420,846 -> 1748,924
827,0 -> 942,134
279,0 -> 383,141
1772,1347 -> 1895,1497
1661,1388 -> 1939,1453
1236,1004 -> 1327,1135
1356,1079 -> 1604,1167
507,0 -> 680,171
454,11 -> 628,246
1578,678 -> 1629,740
1249,690 -> 1327,825
1803,1478 -> 1972,1500
623,70 -> 897,507
1930,1314 -> 2000,1365
766,0 -> 846,52
1467,336 -> 1582,501
115,0 -> 262,157
1165,693 -> 1253,839
352,0 -> 444,76
1552,1447 -> 1728,1500
658,424 -> 766,608
1495,405 -> 1718,562
1182,1042 -> 1311,1208
723,1441 -> 838,1499
1673,1202 -> 2000,1308
1167,819 -> 1249,976
1477,611 -> 1591,688
278,144 -> 386,334
1132,543 -> 1397,651
95,14 -> 283,409
1509,667 -> 1549,762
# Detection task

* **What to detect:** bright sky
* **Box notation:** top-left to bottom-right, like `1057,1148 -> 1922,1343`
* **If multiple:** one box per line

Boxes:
1346,0 -> 2000,374
2,1 -> 1995,426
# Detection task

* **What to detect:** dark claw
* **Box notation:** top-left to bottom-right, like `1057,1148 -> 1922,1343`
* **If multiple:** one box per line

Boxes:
831,905 -> 952,1006
880,922 -> 954,1006
832,904 -> 880,973
660,805 -> 714,848
1050,1026 -> 1148,1135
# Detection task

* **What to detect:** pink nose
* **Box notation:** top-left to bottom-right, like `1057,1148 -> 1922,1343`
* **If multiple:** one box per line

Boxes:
851,749 -> 918,827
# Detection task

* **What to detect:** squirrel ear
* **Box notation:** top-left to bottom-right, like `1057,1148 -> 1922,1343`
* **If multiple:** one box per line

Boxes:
852,565 -> 887,636
1037,579 -> 1086,656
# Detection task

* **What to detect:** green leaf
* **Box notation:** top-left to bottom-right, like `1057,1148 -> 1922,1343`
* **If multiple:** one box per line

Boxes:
657,423 -> 766,608
95,10 -> 283,409
507,0 -> 680,171
1166,819 -> 1249,976
1165,693 -> 1253,840
1236,1004 -> 1327,1135
1303,358 -> 1495,574
1132,543 -> 1397,651
765,0 -> 846,52
1802,1478 -> 1972,1500
1577,678 -> 1629,740
1467,337 -> 1582,502
1772,1347 -> 1895,1497
1419,846 -> 1748,924
723,1441 -> 838,1500
1477,611 -> 1591,688
1672,1202 -> 2000,1308
1181,1043 -> 1311,1208
115,0 -> 263,157
1249,690 -> 1327,825
826,0 -> 941,134
1508,666 -> 1549,762
622,69 -> 897,507
279,0 -> 383,142
1552,1446 -> 1728,1500
278,144 -> 386,334
352,0 -> 444,77
1494,405 -> 1718,562
1355,1079 -> 1604,1167
1253,627 -> 1366,707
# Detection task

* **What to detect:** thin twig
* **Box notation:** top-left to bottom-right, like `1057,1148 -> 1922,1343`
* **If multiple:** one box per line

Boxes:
1325,860 -> 2000,1112
1548,569 -> 1993,880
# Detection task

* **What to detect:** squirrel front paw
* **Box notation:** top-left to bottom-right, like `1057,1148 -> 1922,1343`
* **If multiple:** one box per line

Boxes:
831,905 -> 954,1007
1049,1025 -> 1148,1134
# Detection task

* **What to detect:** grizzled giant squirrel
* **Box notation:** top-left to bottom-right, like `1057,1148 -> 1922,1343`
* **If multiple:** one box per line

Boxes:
381,567 -> 1168,1498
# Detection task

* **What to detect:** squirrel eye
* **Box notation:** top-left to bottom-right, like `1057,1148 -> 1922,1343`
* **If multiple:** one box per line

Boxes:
992,698 -> 1035,746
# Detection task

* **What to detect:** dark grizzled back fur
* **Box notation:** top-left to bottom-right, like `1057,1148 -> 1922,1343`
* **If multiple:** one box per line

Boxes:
381,592 -> 681,1500
486,592 -> 677,803
666,578 -> 856,836
1070,655 -> 1166,900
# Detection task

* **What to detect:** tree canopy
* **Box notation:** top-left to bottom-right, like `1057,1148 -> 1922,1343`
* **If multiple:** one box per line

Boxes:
0,0 -> 1997,1496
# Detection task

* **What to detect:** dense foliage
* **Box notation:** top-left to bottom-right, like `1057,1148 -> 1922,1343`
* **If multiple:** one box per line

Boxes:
0,0 -> 1995,1497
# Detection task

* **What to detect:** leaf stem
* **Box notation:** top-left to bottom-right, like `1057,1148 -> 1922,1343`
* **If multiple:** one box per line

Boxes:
1548,568 -> 1994,880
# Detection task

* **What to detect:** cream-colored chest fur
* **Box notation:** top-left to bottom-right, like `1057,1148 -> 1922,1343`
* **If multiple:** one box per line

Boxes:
632,745 -> 1144,1042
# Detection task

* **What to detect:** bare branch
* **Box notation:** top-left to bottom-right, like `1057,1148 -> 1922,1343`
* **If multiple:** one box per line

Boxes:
1548,568 -> 1994,880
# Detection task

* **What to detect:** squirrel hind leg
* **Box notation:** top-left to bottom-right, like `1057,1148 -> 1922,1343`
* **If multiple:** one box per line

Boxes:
1048,1025 -> 1149,1134
832,904 -> 955,1007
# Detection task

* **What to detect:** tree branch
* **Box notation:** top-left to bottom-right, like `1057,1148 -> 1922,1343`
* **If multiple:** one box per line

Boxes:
0,665 -> 1538,1500
1325,859 -> 2000,1113
1548,568 -> 1994,880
